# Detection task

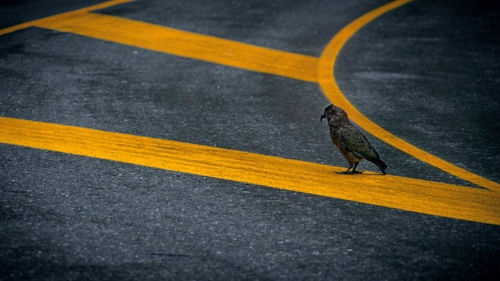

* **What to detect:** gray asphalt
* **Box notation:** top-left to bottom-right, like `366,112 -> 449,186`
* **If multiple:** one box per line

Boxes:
1,0 -> 499,280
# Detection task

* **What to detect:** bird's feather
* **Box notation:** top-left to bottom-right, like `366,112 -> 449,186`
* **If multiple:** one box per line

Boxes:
322,104 -> 387,174
340,126 -> 378,161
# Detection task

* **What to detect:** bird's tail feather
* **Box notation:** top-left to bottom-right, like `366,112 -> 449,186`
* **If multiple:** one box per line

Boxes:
371,158 -> 387,174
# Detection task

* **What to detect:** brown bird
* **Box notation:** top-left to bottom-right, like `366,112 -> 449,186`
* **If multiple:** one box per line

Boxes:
321,104 -> 387,175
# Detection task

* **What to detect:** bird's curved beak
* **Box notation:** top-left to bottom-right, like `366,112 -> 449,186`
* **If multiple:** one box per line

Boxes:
320,113 -> 326,122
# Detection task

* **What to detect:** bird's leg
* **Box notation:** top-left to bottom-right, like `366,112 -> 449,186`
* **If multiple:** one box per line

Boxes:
336,163 -> 354,174
336,163 -> 362,175
351,162 -> 363,174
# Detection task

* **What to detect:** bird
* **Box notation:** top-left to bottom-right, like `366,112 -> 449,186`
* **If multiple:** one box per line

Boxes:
321,104 -> 387,175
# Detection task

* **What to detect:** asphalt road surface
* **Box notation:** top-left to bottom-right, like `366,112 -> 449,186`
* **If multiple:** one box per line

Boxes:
1,0 -> 499,280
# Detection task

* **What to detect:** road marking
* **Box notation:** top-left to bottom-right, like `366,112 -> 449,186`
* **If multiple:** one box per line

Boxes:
1,0 -> 498,223
1,0 -> 497,189
1,117 -> 499,225
32,12 -> 318,82
317,0 -> 500,191
0,0 -> 134,36
1,0 -> 317,82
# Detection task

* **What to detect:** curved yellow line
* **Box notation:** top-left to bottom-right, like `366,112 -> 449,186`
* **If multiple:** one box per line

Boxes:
318,0 -> 500,191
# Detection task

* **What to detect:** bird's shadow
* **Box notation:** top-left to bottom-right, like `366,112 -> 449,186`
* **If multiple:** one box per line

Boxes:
335,171 -> 386,176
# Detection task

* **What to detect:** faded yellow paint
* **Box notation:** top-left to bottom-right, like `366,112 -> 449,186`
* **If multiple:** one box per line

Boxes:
0,0 -> 134,36
33,12 -> 318,82
1,117 -> 499,225
317,0 -> 500,191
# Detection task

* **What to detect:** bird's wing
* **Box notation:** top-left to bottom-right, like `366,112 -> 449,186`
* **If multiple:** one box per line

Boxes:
340,126 -> 379,160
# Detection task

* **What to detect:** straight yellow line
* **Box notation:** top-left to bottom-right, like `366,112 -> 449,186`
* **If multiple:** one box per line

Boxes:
317,0 -> 500,191
0,21 -> 38,36
31,12 -> 318,82
1,0 -> 317,82
1,117 -> 499,225
0,0 -> 134,36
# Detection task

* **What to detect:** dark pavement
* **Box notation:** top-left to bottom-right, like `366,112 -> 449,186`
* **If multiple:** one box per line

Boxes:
1,0 -> 499,280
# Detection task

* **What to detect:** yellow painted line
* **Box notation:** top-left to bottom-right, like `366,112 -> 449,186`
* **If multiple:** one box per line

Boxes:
0,0 -> 317,81
317,0 -> 500,191
30,12 -> 318,82
0,21 -> 39,36
1,117 -> 499,225
1,0 -> 498,225
0,0 -> 134,36
12,0 -> 495,190
2,0 -> 497,190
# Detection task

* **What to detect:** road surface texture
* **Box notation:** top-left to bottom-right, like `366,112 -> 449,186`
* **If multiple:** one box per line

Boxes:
1,0 -> 499,280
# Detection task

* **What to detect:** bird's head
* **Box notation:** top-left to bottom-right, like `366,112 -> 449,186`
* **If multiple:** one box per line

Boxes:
321,104 -> 348,126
